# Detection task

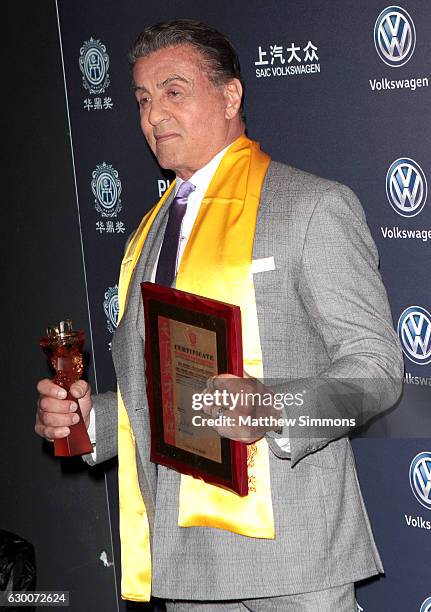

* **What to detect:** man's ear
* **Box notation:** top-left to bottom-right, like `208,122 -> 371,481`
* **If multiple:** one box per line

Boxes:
223,78 -> 243,119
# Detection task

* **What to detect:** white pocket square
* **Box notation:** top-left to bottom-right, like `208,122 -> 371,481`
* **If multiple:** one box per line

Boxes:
251,256 -> 276,274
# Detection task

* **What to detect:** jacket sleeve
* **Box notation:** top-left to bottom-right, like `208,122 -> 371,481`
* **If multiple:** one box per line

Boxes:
266,182 -> 404,465
82,390 -> 118,466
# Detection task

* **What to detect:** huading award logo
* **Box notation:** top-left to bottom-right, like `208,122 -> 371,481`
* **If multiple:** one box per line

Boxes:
91,162 -> 122,218
374,6 -> 416,67
420,597 -> 431,612
410,452 -> 431,510
386,158 -> 427,217
103,286 -> 119,334
398,306 -> 431,365
79,38 -> 110,94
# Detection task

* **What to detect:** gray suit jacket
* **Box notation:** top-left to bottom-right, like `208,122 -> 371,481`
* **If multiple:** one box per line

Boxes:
87,161 -> 403,600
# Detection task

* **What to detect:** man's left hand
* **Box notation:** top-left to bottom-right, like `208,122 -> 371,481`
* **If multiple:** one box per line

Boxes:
200,373 -> 281,443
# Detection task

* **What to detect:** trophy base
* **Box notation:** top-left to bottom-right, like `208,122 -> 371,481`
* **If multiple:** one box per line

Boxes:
54,406 -> 93,457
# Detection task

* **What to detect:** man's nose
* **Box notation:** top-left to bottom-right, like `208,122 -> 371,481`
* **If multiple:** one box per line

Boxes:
147,99 -> 170,126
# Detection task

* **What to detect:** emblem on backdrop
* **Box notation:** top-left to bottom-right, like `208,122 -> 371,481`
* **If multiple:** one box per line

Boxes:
91,162 -> 122,218
103,286 -> 119,334
420,597 -> 431,612
398,306 -> 431,365
409,452 -> 431,510
374,6 -> 416,67
386,158 -> 427,217
79,38 -> 110,94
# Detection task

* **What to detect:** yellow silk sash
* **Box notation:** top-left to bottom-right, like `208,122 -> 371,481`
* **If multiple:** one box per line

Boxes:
117,135 -> 274,602
117,184 -> 175,602
176,137 -> 274,536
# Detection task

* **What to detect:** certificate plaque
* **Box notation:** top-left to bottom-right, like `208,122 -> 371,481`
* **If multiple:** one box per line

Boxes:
141,282 -> 248,496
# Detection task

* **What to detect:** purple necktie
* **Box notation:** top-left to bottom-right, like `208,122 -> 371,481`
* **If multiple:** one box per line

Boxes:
155,180 -> 196,287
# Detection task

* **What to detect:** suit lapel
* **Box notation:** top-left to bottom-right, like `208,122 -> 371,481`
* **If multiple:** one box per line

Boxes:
113,190 -> 173,381
256,161 -> 282,223
111,190 -> 174,509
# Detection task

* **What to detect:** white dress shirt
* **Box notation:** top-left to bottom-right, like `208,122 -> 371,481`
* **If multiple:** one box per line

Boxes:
151,145 -> 229,281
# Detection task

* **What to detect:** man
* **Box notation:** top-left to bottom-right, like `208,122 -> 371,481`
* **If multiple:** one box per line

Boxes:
36,19 -> 403,611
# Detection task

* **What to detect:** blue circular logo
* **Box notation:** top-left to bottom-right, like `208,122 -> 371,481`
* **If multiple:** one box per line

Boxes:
398,306 -> 431,365
420,596 -> 431,612
96,173 -> 118,210
84,48 -> 105,87
410,452 -> 431,510
374,6 -> 416,67
386,158 -> 427,218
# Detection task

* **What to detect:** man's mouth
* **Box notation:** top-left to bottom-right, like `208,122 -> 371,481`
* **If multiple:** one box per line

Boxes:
154,132 -> 178,144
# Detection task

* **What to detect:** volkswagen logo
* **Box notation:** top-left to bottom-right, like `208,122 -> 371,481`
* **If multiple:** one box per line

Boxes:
410,452 -> 431,511
420,597 -> 431,612
386,158 -> 427,218
374,6 -> 416,67
398,306 -> 431,365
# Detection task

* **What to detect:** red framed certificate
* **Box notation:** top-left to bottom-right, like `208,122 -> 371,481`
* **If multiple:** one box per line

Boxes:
141,282 -> 248,496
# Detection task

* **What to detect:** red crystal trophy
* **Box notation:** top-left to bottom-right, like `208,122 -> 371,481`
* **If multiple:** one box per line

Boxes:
40,320 -> 93,456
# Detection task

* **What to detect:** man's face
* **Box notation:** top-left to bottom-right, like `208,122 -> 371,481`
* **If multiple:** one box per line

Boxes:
132,44 -> 243,179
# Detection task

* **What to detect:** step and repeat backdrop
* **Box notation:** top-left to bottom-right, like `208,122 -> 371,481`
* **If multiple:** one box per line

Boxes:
56,1 -> 431,609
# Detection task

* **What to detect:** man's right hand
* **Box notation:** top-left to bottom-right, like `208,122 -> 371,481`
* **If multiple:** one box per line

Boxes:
35,379 -> 93,441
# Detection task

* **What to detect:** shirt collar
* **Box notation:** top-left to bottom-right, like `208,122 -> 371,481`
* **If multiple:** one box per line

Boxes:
175,144 -> 230,196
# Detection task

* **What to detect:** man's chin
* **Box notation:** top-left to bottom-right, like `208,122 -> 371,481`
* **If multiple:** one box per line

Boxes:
156,156 -> 176,171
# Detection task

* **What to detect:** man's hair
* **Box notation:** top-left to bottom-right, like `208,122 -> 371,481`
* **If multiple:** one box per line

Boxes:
130,19 -> 244,120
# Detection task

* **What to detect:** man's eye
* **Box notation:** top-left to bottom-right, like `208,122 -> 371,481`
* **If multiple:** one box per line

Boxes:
139,97 -> 150,107
167,90 -> 181,98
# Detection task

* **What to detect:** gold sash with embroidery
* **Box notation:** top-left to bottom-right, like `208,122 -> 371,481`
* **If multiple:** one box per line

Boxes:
117,135 -> 274,602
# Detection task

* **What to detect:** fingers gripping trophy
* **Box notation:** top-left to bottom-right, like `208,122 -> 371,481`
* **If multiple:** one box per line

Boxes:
39,320 -> 93,456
